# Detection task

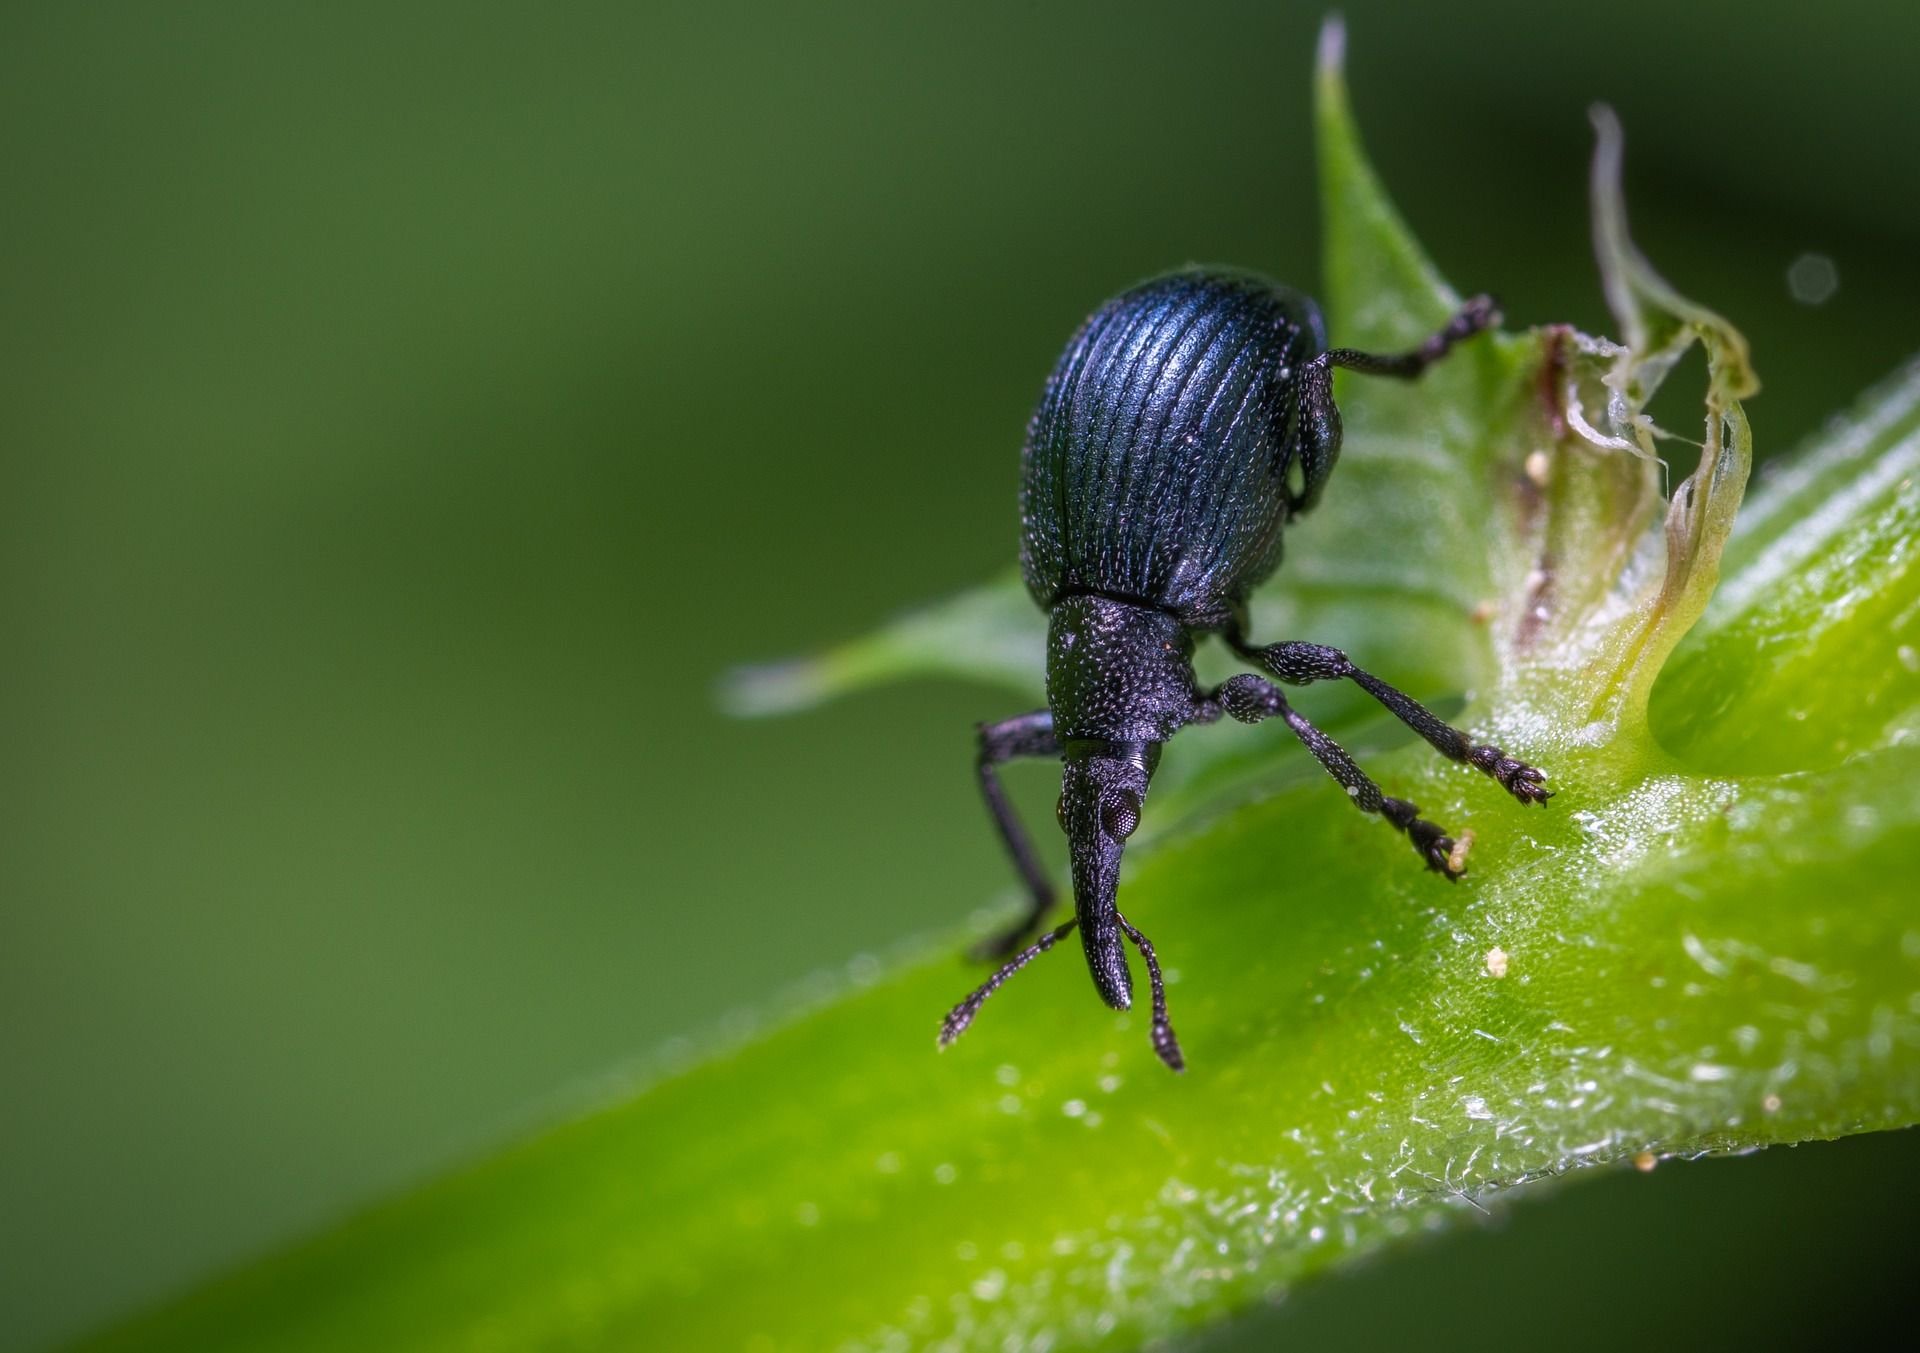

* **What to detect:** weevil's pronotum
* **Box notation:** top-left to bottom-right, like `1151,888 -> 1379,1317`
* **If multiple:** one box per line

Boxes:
941,269 -> 1552,1071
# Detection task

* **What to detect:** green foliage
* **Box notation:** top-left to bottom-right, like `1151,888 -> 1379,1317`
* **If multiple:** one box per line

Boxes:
82,23 -> 1919,1353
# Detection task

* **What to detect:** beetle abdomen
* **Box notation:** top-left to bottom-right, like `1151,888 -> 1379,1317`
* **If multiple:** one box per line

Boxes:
1020,269 -> 1323,627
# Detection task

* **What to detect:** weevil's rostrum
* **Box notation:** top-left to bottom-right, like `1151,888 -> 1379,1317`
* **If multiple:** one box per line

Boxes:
942,268 -> 1552,1071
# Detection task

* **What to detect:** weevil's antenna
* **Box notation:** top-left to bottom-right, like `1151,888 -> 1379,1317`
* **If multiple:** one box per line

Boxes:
938,919 -> 1078,1049
1114,909 -> 1185,1072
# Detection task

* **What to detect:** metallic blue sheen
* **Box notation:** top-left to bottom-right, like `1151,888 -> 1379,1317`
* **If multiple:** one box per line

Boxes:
1019,268 -> 1327,628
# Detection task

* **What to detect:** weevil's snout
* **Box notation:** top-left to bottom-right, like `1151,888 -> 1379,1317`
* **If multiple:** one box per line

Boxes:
1058,747 -> 1152,1011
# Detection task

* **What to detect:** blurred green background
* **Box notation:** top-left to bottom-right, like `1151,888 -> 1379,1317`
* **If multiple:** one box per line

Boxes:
4,3 -> 1917,1349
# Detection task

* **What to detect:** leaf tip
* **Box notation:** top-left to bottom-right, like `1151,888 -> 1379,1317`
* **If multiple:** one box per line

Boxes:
715,658 -> 827,719
1586,103 -> 1626,237
1313,15 -> 1459,341
1315,12 -> 1348,88
1586,104 -> 1759,405
1313,13 -> 1354,147
1587,103 -> 1639,352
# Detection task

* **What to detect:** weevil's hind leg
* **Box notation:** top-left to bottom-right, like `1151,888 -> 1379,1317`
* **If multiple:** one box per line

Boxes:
1287,296 -> 1500,517
972,710 -> 1063,958
1207,674 -> 1464,878
940,918 -> 1077,1049
1113,910 -> 1184,1071
1225,638 -> 1551,805
1322,294 -> 1500,379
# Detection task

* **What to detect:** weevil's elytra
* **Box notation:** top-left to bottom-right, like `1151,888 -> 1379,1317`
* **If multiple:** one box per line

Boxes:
939,268 -> 1552,1071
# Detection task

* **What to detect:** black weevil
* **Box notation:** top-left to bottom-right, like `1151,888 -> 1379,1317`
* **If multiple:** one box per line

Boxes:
940,269 -> 1551,1071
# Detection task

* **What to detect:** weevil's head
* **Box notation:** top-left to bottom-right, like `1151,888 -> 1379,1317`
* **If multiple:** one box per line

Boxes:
1058,739 -> 1160,1010
1044,594 -> 1190,1010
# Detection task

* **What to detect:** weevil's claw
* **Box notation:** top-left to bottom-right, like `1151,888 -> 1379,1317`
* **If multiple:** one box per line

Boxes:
1386,797 -> 1463,880
1467,744 -> 1554,806
1422,831 -> 1464,881
1459,292 -> 1501,333
1511,778 -> 1554,806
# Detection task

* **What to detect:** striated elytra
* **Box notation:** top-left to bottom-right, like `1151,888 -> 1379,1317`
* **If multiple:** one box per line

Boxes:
941,268 -> 1554,1071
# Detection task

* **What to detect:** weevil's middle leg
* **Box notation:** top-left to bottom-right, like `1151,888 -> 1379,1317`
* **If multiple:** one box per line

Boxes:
973,709 -> 1063,958
1206,674 -> 1464,878
1225,635 -> 1551,805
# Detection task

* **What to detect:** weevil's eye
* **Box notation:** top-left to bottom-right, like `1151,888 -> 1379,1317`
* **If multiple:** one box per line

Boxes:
1101,792 -> 1141,841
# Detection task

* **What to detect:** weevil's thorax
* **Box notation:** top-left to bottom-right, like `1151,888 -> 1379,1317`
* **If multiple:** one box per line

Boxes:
1046,594 -> 1197,744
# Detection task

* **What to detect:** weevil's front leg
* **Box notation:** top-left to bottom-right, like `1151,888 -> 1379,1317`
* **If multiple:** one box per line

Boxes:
1224,637 -> 1551,805
972,709 -> 1062,958
1207,674 -> 1464,878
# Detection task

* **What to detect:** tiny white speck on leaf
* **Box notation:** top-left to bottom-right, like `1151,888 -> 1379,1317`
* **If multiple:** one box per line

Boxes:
1449,830 -> 1475,876
1485,946 -> 1509,979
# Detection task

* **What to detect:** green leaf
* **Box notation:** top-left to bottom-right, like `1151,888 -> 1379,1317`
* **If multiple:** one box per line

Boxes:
80,20 -> 1920,1353
717,568 -> 1044,716
1649,358 -> 1920,772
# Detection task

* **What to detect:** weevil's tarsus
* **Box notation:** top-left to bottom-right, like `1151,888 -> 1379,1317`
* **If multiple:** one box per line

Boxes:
1207,673 -> 1464,878
1226,633 -> 1552,806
